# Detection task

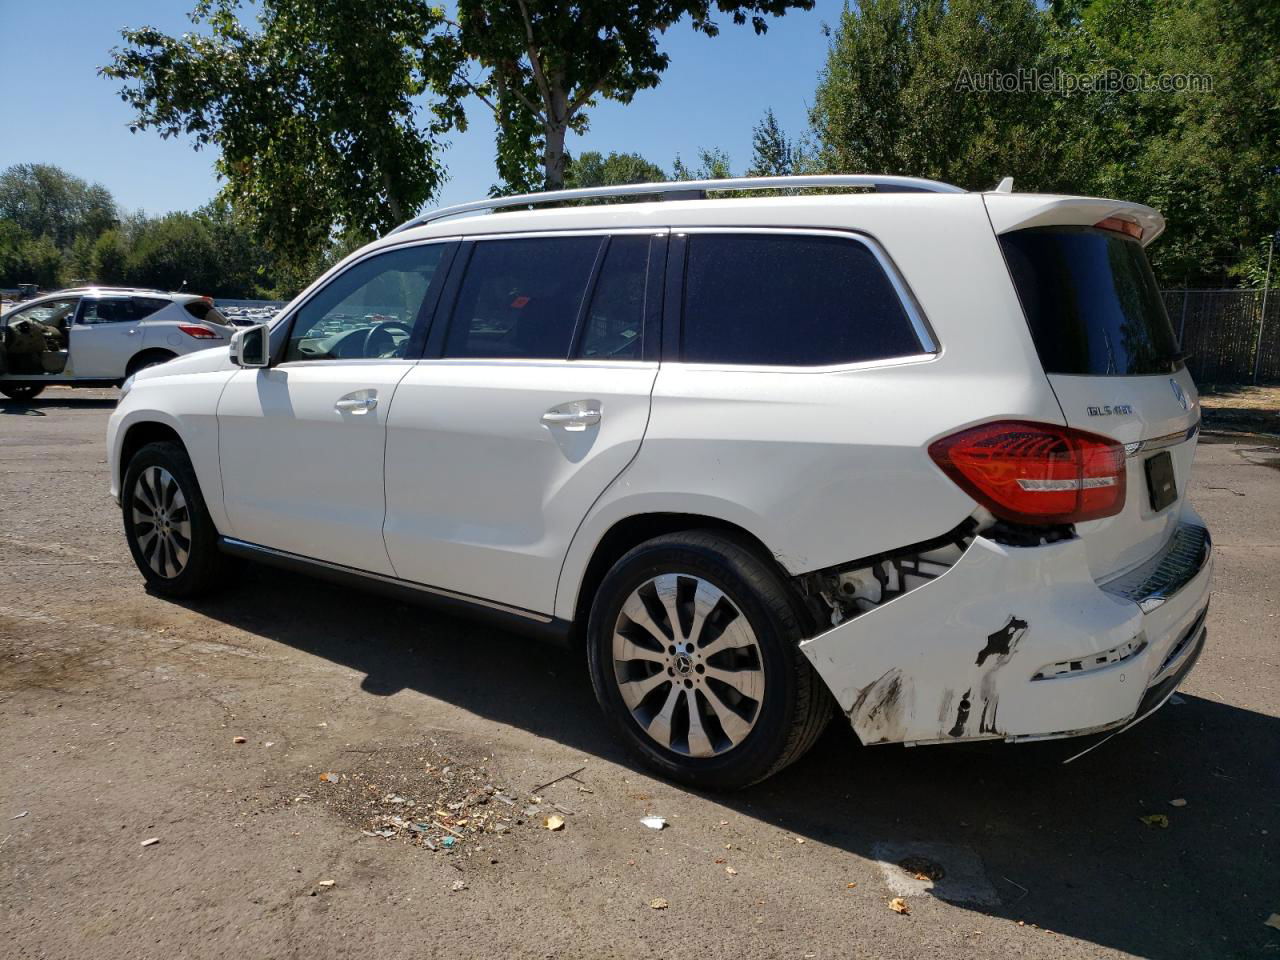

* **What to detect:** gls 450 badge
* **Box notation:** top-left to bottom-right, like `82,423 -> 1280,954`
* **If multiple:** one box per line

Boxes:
1086,403 -> 1134,417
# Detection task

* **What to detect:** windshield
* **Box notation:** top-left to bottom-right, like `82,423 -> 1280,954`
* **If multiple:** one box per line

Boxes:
999,226 -> 1181,376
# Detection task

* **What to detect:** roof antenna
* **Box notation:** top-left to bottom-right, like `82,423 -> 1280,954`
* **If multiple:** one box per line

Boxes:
994,176 -> 1014,193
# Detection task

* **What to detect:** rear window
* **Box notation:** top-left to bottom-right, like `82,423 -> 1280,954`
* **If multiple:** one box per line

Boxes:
184,300 -> 230,325
999,226 -> 1181,376
680,233 -> 923,367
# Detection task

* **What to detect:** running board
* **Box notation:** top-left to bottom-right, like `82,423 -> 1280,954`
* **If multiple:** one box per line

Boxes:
217,537 -> 572,646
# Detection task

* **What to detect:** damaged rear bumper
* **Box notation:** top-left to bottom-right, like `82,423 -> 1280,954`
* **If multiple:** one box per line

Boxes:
798,505 -> 1212,746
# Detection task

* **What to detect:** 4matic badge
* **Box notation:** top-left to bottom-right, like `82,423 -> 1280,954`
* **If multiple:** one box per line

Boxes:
1086,403 -> 1134,417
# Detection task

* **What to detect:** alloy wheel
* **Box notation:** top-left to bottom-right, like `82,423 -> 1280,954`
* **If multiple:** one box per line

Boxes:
131,466 -> 191,579
611,573 -> 765,758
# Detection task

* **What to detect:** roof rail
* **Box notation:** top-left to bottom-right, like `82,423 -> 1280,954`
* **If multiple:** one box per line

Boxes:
389,174 -> 966,234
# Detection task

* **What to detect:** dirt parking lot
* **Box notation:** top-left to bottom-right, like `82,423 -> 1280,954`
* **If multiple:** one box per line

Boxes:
2,388 -> 1278,960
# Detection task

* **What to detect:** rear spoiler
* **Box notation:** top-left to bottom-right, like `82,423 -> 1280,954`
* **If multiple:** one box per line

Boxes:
983,194 -> 1166,246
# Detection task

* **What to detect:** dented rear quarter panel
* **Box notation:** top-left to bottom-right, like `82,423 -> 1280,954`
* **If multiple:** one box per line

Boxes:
799,532 -> 1152,745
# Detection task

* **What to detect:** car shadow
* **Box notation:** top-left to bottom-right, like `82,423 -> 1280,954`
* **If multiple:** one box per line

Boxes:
0,397 -> 117,415
184,566 -> 1277,959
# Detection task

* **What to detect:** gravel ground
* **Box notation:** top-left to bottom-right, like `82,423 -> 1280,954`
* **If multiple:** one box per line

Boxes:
1,387 -> 1278,960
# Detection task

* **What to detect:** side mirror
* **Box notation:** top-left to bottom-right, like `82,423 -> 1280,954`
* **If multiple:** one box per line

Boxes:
230,323 -> 270,368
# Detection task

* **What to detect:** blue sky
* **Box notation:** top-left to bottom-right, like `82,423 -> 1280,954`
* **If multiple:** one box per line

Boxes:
0,0 -> 844,217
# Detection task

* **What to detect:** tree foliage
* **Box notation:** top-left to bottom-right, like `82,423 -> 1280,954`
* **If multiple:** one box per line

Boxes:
0,163 -> 321,297
0,164 -> 117,249
440,0 -> 816,192
747,108 -> 794,176
809,0 -> 1280,285
673,146 -> 734,180
102,0 -> 460,261
567,150 -> 668,187
104,0 -> 818,243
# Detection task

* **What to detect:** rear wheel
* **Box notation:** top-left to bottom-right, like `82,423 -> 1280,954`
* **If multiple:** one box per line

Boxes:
1,384 -> 45,401
587,531 -> 831,790
125,351 -> 176,377
122,441 -> 227,598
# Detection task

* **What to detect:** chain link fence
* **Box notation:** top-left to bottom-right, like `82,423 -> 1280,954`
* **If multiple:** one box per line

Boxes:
1162,289 -> 1278,384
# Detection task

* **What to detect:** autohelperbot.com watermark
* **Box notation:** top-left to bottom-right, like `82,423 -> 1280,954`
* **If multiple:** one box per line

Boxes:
955,67 -> 1213,95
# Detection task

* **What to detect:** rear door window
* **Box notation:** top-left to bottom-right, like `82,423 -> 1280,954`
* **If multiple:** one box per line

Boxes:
680,232 -> 924,366
444,236 -> 601,360
999,226 -> 1181,376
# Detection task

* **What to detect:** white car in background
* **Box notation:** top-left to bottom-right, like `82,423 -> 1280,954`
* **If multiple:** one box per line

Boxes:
106,175 -> 1212,789
0,287 -> 232,401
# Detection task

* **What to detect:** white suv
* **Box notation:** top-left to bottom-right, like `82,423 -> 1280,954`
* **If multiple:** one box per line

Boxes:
106,175 -> 1212,789
0,287 -> 232,400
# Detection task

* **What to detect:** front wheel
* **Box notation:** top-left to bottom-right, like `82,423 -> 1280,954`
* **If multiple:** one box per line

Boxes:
1,383 -> 45,401
587,531 -> 832,790
122,441 -> 228,598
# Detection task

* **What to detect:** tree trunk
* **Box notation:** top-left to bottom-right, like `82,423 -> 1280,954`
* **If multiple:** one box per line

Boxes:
542,83 -> 570,190
382,170 -> 404,224
543,122 -> 568,190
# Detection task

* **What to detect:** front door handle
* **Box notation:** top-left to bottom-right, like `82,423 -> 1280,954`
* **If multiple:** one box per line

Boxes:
335,391 -> 378,414
541,402 -> 602,431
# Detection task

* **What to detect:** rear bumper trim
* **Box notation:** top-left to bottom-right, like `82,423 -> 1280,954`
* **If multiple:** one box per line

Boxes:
1099,522 -> 1211,613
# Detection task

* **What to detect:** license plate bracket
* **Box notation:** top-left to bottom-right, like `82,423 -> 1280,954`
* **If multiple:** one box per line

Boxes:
1145,450 -> 1177,512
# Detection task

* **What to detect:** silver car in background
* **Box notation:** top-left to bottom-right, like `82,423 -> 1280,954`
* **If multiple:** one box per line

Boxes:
0,286 -> 233,401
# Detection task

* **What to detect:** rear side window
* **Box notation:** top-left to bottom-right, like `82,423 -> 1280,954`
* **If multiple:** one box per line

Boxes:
445,236 -> 600,360
680,233 -> 923,367
132,297 -> 169,319
999,226 -> 1180,376
575,235 -> 649,361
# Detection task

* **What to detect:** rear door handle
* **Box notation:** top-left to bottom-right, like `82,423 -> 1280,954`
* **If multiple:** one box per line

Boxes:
541,403 -> 602,431
335,391 -> 378,414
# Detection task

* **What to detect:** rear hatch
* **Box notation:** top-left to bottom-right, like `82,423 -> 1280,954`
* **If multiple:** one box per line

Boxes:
988,195 -> 1199,581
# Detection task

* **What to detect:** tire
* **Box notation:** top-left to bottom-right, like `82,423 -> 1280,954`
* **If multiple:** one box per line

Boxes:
125,351 -> 176,377
122,441 -> 228,598
587,531 -> 832,790
1,383 -> 45,401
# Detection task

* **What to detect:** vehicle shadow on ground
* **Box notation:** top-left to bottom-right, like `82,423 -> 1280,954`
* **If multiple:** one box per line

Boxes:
188,568 -> 1278,960
0,398 -> 117,415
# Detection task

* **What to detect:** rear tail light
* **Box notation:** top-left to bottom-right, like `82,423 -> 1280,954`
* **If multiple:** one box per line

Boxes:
178,323 -> 221,340
928,421 -> 1125,525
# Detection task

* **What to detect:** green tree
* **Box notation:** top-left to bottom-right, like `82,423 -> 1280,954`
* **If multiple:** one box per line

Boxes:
672,146 -> 733,180
106,0 -> 817,235
747,108 -> 793,176
0,228 -> 63,289
1052,0 -> 1280,285
567,151 -> 667,187
0,164 -> 117,248
807,0 -> 1279,285
103,0 -> 460,263
810,0 -> 1073,191
442,0 -> 815,193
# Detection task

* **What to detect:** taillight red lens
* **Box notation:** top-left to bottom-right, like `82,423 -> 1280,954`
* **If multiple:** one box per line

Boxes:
928,421 -> 1126,525
178,323 -> 220,340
